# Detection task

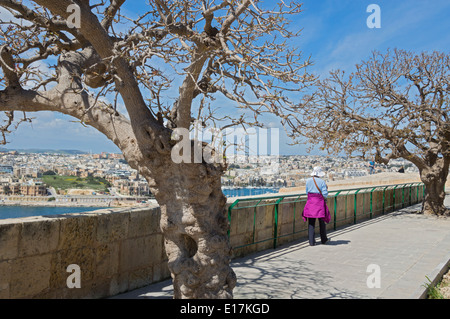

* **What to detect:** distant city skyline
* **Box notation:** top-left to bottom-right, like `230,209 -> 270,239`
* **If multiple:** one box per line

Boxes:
1,0 -> 449,155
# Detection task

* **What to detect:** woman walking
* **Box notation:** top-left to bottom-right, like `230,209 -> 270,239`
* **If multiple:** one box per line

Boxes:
302,167 -> 330,246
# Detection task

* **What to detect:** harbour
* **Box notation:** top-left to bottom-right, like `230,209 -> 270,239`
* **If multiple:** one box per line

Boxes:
0,187 -> 280,219
0,205 -> 109,220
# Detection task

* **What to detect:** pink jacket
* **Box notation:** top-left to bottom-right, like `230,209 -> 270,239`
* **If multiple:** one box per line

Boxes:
302,193 -> 331,223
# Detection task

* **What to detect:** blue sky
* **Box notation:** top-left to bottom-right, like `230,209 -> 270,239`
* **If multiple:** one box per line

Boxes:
3,0 -> 450,154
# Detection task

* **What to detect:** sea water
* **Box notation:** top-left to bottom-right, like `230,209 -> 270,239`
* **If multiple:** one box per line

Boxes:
222,187 -> 279,198
0,205 -> 107,220
0,187 -> 279,219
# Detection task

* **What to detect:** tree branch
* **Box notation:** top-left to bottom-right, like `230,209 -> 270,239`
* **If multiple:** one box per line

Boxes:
0,44 -> 19,88
102,0 -> 126,30
33,0 -> 167,156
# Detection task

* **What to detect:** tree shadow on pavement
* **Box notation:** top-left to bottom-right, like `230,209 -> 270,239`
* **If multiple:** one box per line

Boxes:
231,253 -> 370,299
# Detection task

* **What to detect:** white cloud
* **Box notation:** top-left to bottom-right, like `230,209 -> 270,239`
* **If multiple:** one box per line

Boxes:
5,111 -> 118,152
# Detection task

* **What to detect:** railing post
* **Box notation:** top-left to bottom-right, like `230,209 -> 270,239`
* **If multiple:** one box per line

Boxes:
370,187 -> 376,219
393,185 -> 399,211
333,191 -> 341,230
273,197 -> 284,249
227,199 -> 239,238
292,195 -> 301,234
354,190 -> 361,224
345,191 -> 349,221
409,183 -> 412,206
417,183 -> 420,204
401,184 -> 406,208
382,186 -> 388,215
252,199 -> 263,244
402,184 -> 408,208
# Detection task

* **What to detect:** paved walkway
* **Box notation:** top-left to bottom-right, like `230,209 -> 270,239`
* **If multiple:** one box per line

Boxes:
113,198 -> 450,299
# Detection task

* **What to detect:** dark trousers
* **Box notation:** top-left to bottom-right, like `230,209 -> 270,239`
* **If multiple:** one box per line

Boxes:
308,218 -> 328,246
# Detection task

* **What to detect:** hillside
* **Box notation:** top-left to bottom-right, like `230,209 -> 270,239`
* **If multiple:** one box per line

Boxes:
0,148 -> 87,155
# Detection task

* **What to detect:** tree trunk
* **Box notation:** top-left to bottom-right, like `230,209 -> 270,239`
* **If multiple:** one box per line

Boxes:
420,164 -> 449,216
0,44 -> 237,298
143,156 -> 236,299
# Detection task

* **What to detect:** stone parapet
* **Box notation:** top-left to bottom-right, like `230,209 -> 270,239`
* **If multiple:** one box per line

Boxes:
0,205 -> 169,299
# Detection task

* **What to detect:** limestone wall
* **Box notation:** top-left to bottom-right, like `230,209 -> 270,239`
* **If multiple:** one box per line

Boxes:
0,206 -> 170,299
0,183 -> 425,299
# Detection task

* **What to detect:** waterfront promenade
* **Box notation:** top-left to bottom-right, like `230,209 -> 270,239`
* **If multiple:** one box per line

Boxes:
113,196 -> 450,299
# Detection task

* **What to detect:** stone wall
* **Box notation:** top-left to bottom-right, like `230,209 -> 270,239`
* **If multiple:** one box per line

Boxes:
0,205 -> 170,299
0,183 -> 425,299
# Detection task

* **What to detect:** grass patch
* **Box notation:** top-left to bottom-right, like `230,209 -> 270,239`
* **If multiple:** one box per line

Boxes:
424,268 -> 450,299
42,174 -> 111,192
424,276 -> 445,299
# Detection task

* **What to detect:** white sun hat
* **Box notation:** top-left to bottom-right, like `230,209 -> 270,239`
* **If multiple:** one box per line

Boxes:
311,166 -> 325,177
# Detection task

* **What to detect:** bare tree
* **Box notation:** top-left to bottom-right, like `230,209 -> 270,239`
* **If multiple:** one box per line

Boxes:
0,0 -> 312,298
289,49 -> 450,217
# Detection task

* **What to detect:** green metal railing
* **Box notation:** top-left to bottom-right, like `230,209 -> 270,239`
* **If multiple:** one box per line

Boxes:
227,182 -> 425,252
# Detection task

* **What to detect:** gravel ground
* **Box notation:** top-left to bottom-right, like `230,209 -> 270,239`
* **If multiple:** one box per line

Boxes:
438,269 -> 450,299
